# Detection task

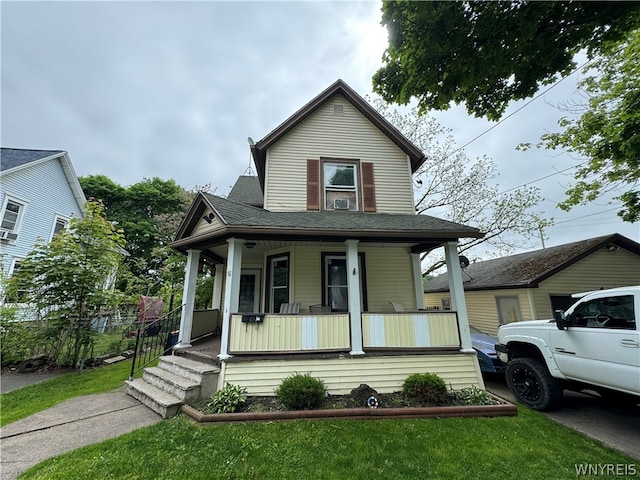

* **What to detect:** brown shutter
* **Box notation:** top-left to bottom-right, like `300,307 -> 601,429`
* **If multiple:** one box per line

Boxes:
362,162 -> 376,212
307,159 -> 320,211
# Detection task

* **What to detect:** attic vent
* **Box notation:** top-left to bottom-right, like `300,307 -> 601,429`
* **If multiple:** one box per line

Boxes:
333,104 -> 344,115
334,198 -> 350,210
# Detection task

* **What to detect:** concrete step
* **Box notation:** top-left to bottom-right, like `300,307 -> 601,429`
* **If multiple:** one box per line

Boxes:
158,355 -> 220,399
125,378 -> 183,418
143,367 -> 201,403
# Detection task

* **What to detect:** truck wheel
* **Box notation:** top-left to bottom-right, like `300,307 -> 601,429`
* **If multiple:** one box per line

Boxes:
506,357 -> 563,411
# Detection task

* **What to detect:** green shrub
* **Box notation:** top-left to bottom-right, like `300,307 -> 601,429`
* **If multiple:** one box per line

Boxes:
204,383 -> 247,414
275,373 -> 327,410
454,385 -> 494,405
402,372 -> 447,404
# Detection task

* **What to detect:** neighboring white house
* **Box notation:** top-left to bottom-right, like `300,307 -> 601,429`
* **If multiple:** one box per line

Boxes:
0,148 -> 86,278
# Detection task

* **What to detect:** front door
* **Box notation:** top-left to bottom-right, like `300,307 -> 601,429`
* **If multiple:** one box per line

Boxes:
238,269 -> 261,313
323,254 -> 366,312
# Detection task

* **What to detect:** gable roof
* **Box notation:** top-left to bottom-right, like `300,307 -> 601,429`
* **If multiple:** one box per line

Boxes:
172,191 -> 482,253
249,79 -> 427,190
1,148 -> 87,210
424,234 -> 640,293
0,148 -> 65,172
227,175 -> 264,207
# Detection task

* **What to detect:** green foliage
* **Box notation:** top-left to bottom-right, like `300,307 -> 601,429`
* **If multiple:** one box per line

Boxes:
402,372 -> 447,404
79,175 -> 193,297
373,1 -> 640,120
454,385 -> 494,406
528,29 -> 640,222
3,200 -> 126,367
204,384 -> 248,414
275,373 -> 327,410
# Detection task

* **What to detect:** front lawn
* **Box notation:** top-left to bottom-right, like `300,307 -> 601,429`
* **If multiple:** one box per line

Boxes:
20,408 -> 637,480
0,359 -> 136,426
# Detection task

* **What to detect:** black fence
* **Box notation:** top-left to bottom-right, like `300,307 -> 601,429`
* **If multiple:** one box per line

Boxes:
129,305 -> 183,380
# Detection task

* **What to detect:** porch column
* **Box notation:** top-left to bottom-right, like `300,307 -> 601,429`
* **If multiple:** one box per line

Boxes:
444,241 -> 472,351
211,263 -> 224,310
346,239 -> 364,356
218,238 -> 243,360
411,253 -> 426,310
176,249 -> 200,348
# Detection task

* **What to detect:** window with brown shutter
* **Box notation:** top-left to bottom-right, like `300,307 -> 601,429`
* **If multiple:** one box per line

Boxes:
307,159 -> 320,210
361,162 -> 376,212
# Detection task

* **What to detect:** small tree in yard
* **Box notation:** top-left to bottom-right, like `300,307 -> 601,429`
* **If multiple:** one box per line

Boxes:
4,200 -> 126,367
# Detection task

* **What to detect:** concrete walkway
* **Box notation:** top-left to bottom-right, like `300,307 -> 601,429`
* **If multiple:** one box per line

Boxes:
0,391 -> 161,480
1,371 -> 63,394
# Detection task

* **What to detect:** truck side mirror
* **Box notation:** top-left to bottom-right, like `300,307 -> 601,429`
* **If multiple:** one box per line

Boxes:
554,310 -> 567,330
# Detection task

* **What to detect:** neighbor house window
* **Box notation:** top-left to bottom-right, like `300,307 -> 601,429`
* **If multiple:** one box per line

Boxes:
496,296 -> 522,325
266,254 -> 289,313
324,162 -> 358,211
1,195 -> 27,238
50,215 -> 69,240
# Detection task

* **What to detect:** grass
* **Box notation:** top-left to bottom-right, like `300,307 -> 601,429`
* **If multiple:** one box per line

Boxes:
19,409 -> 637,480
0,359 -> 137,426
3,363 -> 637,479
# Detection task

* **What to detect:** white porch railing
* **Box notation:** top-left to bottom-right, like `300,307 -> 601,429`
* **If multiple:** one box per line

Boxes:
228,313 -> 350,354
362,312 -> 460,349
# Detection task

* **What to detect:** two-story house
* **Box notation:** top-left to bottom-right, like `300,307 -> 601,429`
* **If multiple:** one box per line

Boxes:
0,148 -> 86,280
130,80 -> 485,408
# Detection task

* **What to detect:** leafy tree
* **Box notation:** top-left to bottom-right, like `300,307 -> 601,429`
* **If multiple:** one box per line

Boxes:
371,97 -> 551,273
522,29 -> 640,222
4,200 -> 126,366
80,176 -> 193,296
373,1 -> 640,120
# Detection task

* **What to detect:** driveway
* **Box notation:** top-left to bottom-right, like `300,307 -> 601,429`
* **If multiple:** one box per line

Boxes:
484,374 -> 640,461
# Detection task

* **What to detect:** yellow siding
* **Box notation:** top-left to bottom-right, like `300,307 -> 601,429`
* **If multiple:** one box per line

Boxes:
221,352 -> 482,395
531,247 -> 640,318
265,96 -> 415,214
428,313 -> 461,346
190,210 -> 226,237
365,247 -> 415,310
383,315 -> 416,346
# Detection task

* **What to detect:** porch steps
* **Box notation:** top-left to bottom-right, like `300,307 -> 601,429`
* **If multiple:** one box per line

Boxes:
125,355 -> 220,418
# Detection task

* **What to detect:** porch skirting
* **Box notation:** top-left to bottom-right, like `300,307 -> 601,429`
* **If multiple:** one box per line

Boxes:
218,351 -> 483,395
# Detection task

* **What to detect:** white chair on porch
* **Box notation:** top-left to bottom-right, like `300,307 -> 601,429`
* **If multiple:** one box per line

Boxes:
279,302 -> 301,314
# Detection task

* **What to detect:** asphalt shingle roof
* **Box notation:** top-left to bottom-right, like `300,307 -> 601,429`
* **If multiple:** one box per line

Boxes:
1,148 -> 64,172
424,234 -> 640,292
203,192 -> 482,237
226,176 -> 264,207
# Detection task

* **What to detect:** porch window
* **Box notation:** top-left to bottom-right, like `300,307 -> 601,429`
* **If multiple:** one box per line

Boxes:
322,253 -> 367,312
266,254 -> 289,313
324,162 -> 358,211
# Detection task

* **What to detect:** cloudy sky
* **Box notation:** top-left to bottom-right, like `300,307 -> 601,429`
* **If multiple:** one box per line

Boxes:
2,1 -> 637,257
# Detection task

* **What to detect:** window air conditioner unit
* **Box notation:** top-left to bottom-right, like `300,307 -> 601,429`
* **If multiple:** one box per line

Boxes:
334,198 -> 350,210
0,230 -> 17,241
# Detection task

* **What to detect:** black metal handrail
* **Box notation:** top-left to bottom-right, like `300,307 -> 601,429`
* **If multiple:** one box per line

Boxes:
128,305 -> 183,380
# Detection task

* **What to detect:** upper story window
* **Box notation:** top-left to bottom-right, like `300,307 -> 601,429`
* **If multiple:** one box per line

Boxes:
324,162 -> 358,211
50,215 -> 69,240
0,195 -> 27,241
307,159 -> 376,213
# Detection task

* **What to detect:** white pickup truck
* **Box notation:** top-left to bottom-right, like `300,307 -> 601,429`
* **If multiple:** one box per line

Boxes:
496,286 -> 640,410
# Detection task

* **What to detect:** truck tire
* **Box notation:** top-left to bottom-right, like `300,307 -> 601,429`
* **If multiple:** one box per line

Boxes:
506,357 -> 563,411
